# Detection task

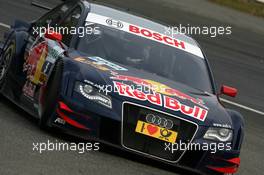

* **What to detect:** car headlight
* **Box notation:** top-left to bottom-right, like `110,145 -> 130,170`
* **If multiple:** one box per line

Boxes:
75,81 -> 112,109
204,127 -> 233,142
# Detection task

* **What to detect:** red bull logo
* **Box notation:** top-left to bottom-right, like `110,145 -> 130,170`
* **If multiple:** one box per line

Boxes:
114,81 -> 208,121
111,75 -> 205,107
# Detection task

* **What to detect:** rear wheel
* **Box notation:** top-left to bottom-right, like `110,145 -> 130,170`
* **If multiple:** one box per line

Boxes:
38,60 -> 63,128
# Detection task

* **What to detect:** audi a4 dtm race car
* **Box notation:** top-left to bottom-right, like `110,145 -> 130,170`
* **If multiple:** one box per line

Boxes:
0,0 -> 244,174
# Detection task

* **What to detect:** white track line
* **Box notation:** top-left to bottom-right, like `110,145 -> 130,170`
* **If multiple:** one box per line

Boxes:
0,21 -> 263,116
0,22 -> 10,29
220,98 -> 264,115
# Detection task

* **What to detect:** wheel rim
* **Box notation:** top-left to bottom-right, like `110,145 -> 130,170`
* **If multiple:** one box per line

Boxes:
0,46 -> 13,81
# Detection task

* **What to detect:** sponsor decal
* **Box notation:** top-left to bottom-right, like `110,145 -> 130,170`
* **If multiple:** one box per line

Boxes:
114,81 -> 208,121
74,56 -> 127,71
86,13 -> 204,58
129,24 -> 185,50
22,81 -> 37,99
46,40 -> 64,64
74,57 -> 110,71
23,36 -> 65,99
213,123 -> 232,129
114,81 -> 163,105
164,96 -> 208,121
135,120 -> 178,143
23,41 -> 48,85
54,118 -> 66,125
106,18 -> 124,29
88,56 -> 127,71
41,61 -> 52,75
111,74 -> 205,107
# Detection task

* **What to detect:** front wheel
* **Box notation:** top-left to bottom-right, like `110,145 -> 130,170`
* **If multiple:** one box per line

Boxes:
0,42 -> 15,91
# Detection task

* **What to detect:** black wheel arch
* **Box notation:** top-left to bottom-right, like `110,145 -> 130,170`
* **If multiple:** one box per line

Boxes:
1,25 -> 30,74
38,58 -> 64,127
226,109 -> 245,151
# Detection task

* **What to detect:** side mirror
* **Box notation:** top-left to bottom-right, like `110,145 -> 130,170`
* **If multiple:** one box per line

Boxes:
220,85 -> 238,97
45,31 -> 62,41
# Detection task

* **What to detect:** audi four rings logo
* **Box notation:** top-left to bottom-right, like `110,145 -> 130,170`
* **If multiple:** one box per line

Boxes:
146,114 -> 174,129
106,18 -> 124,28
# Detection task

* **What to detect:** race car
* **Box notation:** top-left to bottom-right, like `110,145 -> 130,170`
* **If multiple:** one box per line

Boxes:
0,0 -> 244,174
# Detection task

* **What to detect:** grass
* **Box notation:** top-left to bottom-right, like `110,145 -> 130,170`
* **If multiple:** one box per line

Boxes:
209,0 -> 264,18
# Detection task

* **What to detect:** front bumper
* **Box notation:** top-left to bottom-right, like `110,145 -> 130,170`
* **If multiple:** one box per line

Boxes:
179,149 -> 240,174
50,99 -> 241,175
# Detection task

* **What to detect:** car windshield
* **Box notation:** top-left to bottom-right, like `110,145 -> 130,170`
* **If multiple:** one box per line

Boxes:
77,23 -> 213,93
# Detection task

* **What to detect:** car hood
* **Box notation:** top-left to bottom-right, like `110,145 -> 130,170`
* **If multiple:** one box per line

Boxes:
69,53 -> 233,127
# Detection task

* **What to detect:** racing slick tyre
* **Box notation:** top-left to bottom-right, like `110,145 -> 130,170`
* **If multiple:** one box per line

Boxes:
0,41 -> 15,92
38,59 -> 63,128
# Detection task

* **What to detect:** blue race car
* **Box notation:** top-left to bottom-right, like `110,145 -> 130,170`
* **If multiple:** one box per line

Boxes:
0,0 -> 244,174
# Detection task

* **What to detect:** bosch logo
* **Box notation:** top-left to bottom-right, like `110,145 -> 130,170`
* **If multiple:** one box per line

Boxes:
146,114 -> 173,129
106,18 -> 124,29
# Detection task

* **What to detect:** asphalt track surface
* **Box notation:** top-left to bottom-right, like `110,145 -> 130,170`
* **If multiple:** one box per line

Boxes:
0,0 -> 264,175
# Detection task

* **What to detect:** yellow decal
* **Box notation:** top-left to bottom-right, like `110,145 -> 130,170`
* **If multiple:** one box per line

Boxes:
31,48 -> 47,84
135,120 -> 178,143
74,57 -> 110,71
